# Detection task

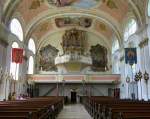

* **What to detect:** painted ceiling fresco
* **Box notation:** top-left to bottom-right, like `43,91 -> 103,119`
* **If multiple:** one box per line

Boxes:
55,17 -> 92,28
16,0 -> 49,25
14,0 -> 129,25
94,20 -> 113,40
31,16 -> 114,43
47,0 -> 100,8
2,0 -> 146,50
30,0 -> 118,9
99,0 -> 128,23
13,0 -> 126,44
32,21 -> 53,40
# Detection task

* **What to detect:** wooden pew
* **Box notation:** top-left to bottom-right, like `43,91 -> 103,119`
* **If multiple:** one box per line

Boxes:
82,96 -> 150,119
0,96 -> 64,119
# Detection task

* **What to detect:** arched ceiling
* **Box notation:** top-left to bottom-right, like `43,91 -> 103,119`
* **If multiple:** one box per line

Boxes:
1,0 -> 147,49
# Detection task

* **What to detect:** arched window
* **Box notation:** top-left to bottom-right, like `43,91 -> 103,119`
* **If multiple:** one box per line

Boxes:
28,56 -> 34,74
10,18 -> 23,41
112,39 -> 119,54
28,38 -> 36,54
148,0 -> 150,16
124,19 -> 137,41
10,42 -> 19,80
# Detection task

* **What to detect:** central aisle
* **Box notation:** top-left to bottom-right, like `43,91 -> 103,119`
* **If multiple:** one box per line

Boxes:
57,104 -> 92,119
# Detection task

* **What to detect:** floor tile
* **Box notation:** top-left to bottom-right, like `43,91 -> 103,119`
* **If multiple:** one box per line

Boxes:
57,104 -> 92,119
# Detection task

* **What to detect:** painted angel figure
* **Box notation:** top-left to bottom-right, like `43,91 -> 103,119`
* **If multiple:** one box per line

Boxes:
56,0 -> 61,6
56,0 -> 75,7
49,0 -> 62,6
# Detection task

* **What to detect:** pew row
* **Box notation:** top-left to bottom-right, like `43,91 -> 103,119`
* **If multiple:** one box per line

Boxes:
0,96 -> 64,119
82,96 -> 150,119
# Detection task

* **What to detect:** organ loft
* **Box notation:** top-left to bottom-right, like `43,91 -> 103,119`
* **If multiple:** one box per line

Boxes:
61,28 -> 85,55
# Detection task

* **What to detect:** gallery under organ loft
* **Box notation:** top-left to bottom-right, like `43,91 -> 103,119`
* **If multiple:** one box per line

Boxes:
0,0 -> 150,119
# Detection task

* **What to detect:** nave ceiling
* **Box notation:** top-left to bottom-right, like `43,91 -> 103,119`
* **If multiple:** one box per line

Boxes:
0,0 -> 147,51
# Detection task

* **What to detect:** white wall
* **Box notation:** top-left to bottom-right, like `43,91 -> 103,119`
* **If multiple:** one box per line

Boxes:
38,83 -> 114,99
0,1 -> 2,22
0,24 -> 28,100
115,22 -> 150,100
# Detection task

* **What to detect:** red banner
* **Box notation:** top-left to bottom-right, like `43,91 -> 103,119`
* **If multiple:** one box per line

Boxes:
12,48 -> 23,64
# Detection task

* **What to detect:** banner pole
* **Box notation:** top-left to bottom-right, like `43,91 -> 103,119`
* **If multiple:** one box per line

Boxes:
130,64 -> 135,99
140,79 -> 142,99
4,77 -> 7,100
146,81 -> 148,100
128,83 -> 129,98
14,63 -> 17,93
125,48 -> 137,99
57,75 -> 59,96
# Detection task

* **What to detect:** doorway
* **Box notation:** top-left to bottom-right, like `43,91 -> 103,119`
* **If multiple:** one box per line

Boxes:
71,91 -> 77,103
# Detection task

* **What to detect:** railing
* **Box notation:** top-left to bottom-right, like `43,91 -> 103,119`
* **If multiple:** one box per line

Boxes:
43,85 -> 57,96
27,74 -> 121,84
55,54 -> 92,65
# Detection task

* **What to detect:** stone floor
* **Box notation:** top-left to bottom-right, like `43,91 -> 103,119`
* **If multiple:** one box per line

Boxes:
57,104 -> 92,119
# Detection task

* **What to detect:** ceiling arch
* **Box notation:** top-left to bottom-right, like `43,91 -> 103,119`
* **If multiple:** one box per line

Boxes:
128,0 -> 142,25
3,0 -> 144,25
37,27 -> 112,53
2,0 -> 147,47
3,0 -> 20,24
24,11 -> 121,44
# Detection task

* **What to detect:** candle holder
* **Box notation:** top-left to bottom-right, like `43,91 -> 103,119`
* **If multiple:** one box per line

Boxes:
134,72 -> 141,100
144,71 -> 149,100
126,75 -> 130,98
137,70 -> 143,100
137,70 -> 142,80
126,75 -> 130,83
134,73 -> 140,82
144,71 -> 149,82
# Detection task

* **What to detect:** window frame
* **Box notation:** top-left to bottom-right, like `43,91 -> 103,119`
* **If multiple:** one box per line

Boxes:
148,0 -> 150,17
112,39 -> 119,54
28,56 -> 34,74
28,38 -> 36,54
124,19 -> 137,42
10,18 -> 24,41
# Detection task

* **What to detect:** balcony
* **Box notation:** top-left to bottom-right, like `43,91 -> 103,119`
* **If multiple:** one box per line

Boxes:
55,53 -> 92,65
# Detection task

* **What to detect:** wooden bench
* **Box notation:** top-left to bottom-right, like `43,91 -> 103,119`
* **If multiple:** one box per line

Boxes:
82,96 -> 150,119
0,96 -> 64,119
